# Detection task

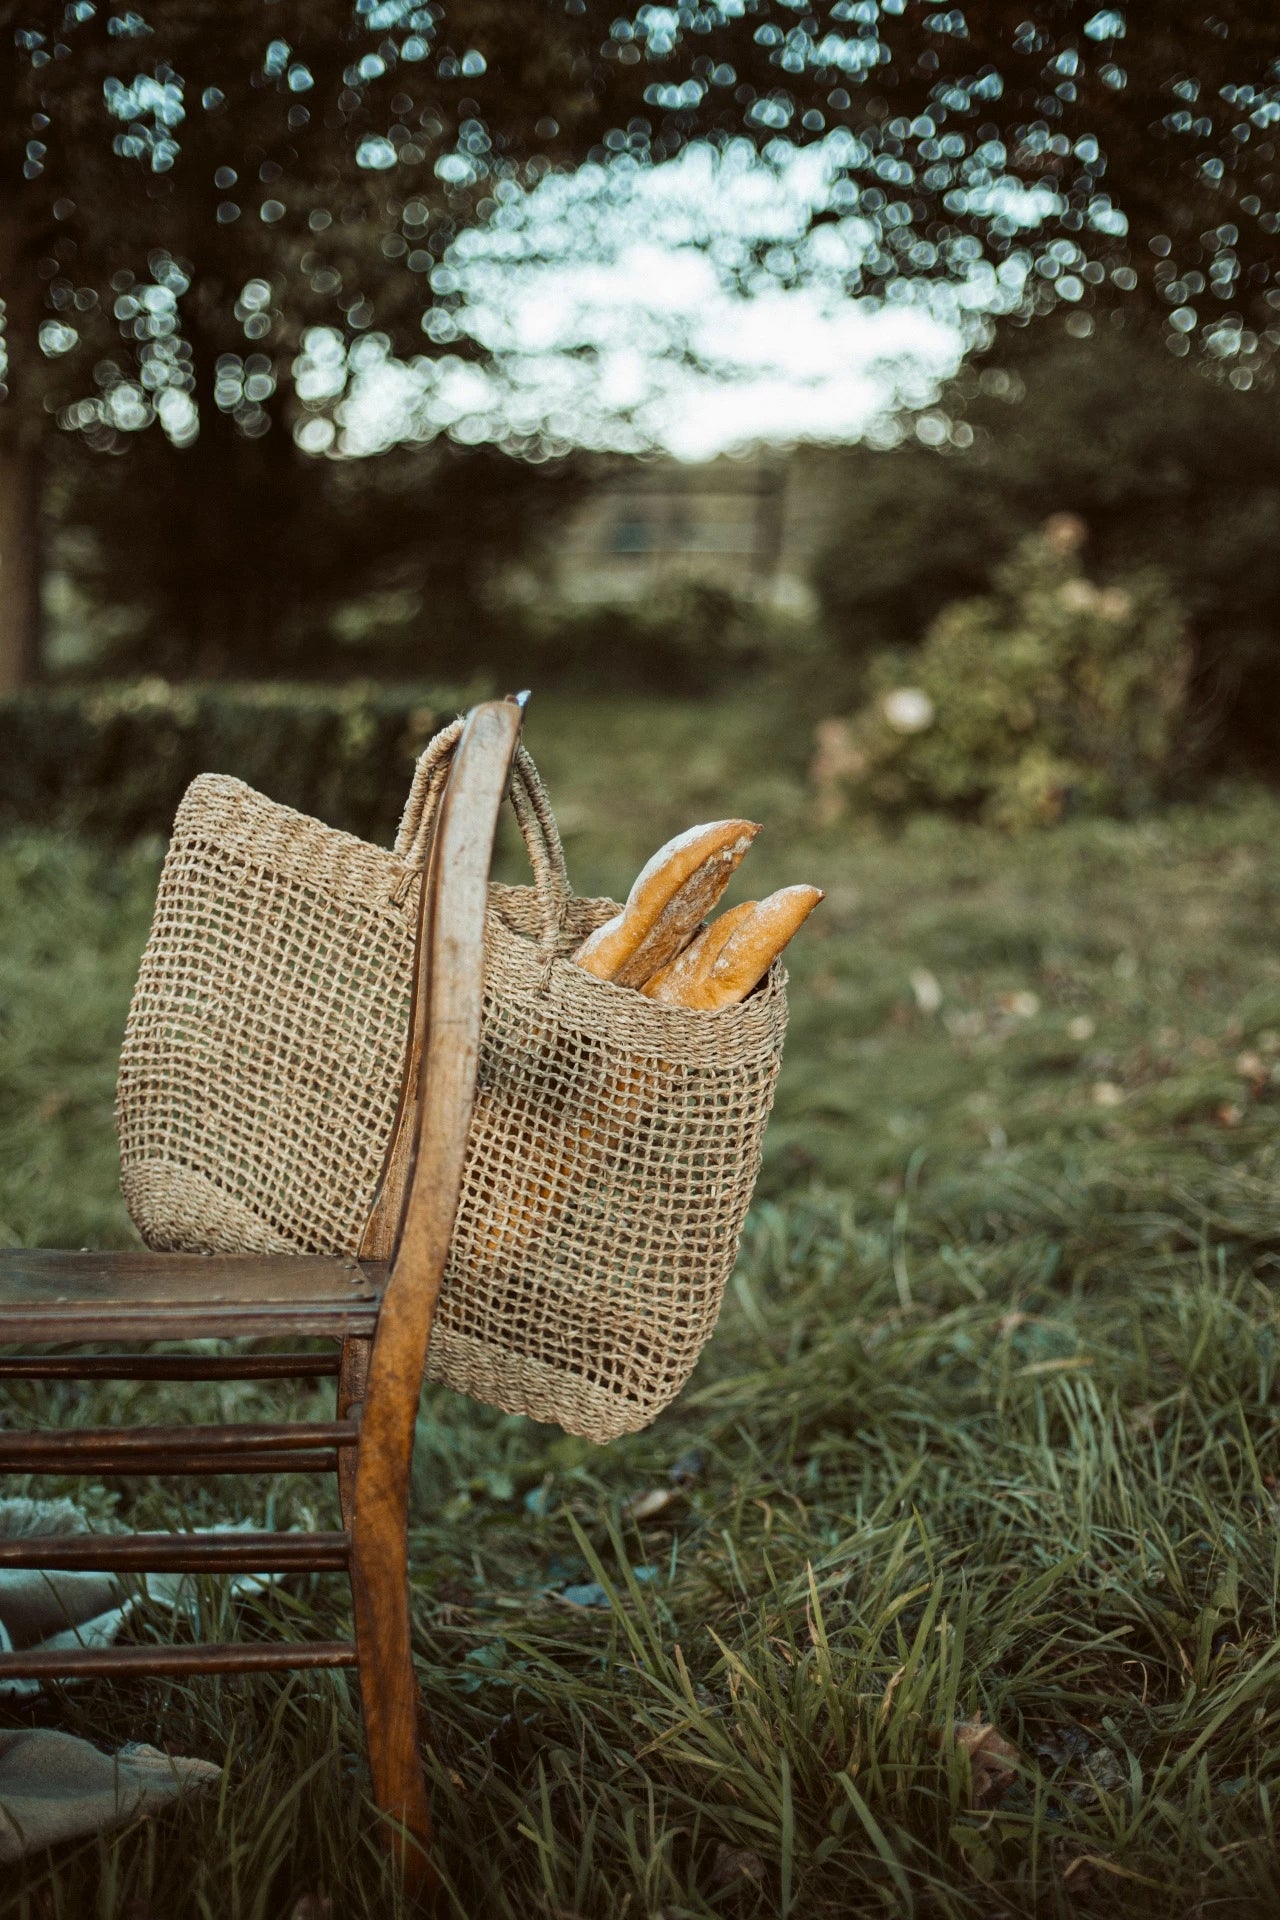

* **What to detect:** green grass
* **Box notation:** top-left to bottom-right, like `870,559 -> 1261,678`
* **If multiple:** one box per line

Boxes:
3,694 -> 1280,1917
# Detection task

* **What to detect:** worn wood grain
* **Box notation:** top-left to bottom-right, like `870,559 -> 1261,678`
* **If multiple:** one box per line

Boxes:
0,1351 -> 342,1380
0,1532 -> 351,1572
0,1421 -> 357,1463
0,1252 -> 386,1340
5,1448 -> 340,1477
351,700 -> 522,1898
337,1333 -> 371,1529
0,1642 -> 359,1678
0,697 -> 527,1901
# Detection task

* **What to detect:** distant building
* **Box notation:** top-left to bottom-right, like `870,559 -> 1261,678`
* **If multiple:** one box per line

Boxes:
502,448 -> 841,617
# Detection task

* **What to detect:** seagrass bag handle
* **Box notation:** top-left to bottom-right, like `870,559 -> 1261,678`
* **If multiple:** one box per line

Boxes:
395,720 -> 573,963
359,719 -> 576,1260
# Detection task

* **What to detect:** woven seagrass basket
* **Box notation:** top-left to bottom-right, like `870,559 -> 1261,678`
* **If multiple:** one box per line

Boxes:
117,722 -> 788,1442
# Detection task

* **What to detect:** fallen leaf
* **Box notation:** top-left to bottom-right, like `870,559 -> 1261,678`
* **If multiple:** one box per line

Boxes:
934,1720 -> 1023,1805
288,1897 -> 333,1920
1060,1848 -> 1098,1901
878,1663 -> 906,1723
626,1487 -> 680,1522
710,1842 -> 765,1889
910,968 -> 943,1013
1087,1744 -> 1125,1793
559,1582 -> 611,1609
1064,1853 -> 1162,1889
949,1821 -> 996,1882
1031,1723 -> 1091,1769
998,991 -> 1040,1019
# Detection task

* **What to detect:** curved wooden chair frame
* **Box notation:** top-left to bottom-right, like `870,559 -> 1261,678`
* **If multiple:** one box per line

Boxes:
0,696 -> 527,1897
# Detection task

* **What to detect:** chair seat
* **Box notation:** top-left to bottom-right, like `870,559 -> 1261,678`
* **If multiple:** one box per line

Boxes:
0,1249 -> 386,1341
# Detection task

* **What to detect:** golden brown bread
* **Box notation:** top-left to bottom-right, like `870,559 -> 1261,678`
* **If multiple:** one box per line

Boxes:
641,899 -> 758,1003
574,819 -> 760,986
667,885 -> 824,1011
612,844 -> 758,989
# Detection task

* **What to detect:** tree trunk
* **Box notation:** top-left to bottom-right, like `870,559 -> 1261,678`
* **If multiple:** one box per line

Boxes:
0,209 -> 43,690
0,430 -> 42,691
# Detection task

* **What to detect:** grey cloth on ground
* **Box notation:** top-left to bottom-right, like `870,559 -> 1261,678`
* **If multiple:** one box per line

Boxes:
0,1731 -> 220,1864
0,1498 -> 131,1702
0,1499 -> 228,1860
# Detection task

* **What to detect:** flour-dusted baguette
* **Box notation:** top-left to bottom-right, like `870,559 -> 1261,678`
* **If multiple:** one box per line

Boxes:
574,819 -> 760,987
641,899 -> 758,1003
666,885 -> 824,1011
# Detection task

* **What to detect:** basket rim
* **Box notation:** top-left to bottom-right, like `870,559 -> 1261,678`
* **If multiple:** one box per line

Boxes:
485,882 -> 789,1034
173,774 -> 788,1031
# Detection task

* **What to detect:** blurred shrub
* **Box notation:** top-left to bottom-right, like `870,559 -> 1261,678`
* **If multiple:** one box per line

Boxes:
824,519 -> 1190,830
513,580 -> 778,695
811,320 -> 1280,773
0,678 -> 487,842
51,434 -> 587,681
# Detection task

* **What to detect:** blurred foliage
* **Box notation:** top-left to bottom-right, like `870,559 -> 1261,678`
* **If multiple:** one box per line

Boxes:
8,2 -> 1280,451
0,678 -> 488,842
812,320 -> 1280,771
0,676 -> 825,846
828,518 -> 1190,831
8,5 -> 1280,676
51,434 -> 587,679
516,580 -> 776,697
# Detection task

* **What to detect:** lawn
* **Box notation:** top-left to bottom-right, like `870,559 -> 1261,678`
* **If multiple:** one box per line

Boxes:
2,693 -> 1280,1918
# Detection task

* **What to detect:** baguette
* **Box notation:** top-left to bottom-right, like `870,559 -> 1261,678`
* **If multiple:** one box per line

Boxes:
641,899 -> 758,1003
665,885 -> 824,1011
574,818 -> 760,987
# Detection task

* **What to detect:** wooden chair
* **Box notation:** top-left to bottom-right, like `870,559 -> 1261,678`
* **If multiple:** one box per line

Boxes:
0,695 -> 527,1897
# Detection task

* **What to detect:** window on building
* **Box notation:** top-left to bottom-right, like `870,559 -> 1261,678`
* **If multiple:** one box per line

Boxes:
609,517 -> 651,553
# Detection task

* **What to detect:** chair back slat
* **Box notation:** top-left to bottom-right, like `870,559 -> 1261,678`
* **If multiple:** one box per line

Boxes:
356,700 -> 521,1487
347,701 -> 521,1874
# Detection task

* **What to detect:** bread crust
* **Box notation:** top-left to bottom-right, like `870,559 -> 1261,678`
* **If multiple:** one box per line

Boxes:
612,841 -> 756,988
642,899 -> 758,1003
673,885 -> 824,1011
574,819 -> 760,982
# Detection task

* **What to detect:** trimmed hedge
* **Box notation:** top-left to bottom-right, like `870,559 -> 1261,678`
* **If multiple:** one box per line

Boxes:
0,678 -> 491,842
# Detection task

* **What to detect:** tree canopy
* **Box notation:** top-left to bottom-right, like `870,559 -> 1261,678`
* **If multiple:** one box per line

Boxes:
3,2 -> 1280,682
8,3 -> 1280,445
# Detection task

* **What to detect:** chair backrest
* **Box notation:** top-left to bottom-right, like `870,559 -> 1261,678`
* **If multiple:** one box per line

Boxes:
355,699 -> 523,1499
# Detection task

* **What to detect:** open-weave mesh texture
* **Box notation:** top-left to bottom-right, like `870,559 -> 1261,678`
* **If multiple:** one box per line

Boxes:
117,758 -> 788,1442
